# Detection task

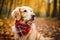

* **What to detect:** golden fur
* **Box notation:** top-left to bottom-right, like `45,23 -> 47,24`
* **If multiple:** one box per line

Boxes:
11,6 -> 53,40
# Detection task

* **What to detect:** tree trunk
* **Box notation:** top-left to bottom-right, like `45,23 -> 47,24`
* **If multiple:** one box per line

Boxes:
0,0 -> 4,18
46,0 -> 50,17
58,0 -> 60,19
7,0 -> 13,18
51,0 -> 57,17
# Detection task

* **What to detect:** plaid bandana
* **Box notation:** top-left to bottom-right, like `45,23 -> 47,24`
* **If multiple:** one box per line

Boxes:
15,20 -> 31,36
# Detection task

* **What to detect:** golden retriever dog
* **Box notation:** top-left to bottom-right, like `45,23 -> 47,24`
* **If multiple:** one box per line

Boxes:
11,6 -> 52,40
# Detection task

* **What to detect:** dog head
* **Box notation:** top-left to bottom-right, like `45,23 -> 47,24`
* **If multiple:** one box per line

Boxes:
11,6 -> 35,22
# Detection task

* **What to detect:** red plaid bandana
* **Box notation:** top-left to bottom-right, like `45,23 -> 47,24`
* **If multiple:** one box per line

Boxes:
15,20 -> 31,36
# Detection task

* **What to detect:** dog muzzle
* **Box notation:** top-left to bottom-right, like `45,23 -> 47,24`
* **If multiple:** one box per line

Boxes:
15,20 -> 32,36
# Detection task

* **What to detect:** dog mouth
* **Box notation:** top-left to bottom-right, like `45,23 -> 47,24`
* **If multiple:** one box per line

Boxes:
22,15 -> 35,23
24,17 -> 35,21
26,18 -> 35,24
28,18 -> 35,21
26,20 -> 34,24
27,15 -> 35,21
30,18 -> 34,21
31,15 -> 35,20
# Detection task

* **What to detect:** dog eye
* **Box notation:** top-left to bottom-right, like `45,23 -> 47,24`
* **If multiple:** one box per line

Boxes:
24,10 -> 27,12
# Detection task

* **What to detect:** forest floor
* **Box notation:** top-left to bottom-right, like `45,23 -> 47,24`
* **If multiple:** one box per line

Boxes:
34,17 -> 60,40
0,17 -> 60,40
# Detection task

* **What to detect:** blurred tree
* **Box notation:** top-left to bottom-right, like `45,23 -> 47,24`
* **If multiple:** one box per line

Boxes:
51,0 -> 57,18
0,0 -> 4,18
7,0 -> 13,18
46,0 -> 50,17
25,0 -> 29,6
21,0 -> 23,6
35,0 -> 40,17
0,0 -> 59,18
58,0 -> 60,19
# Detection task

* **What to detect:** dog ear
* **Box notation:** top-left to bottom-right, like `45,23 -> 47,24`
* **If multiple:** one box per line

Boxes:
11,7 -> 22,20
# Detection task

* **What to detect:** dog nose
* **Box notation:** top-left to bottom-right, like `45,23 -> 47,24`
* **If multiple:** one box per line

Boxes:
32,15 -> 35,18
31,15 -> 35,20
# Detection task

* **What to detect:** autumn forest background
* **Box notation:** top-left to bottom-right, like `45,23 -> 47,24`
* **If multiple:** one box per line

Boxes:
0,0 -> 60,40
